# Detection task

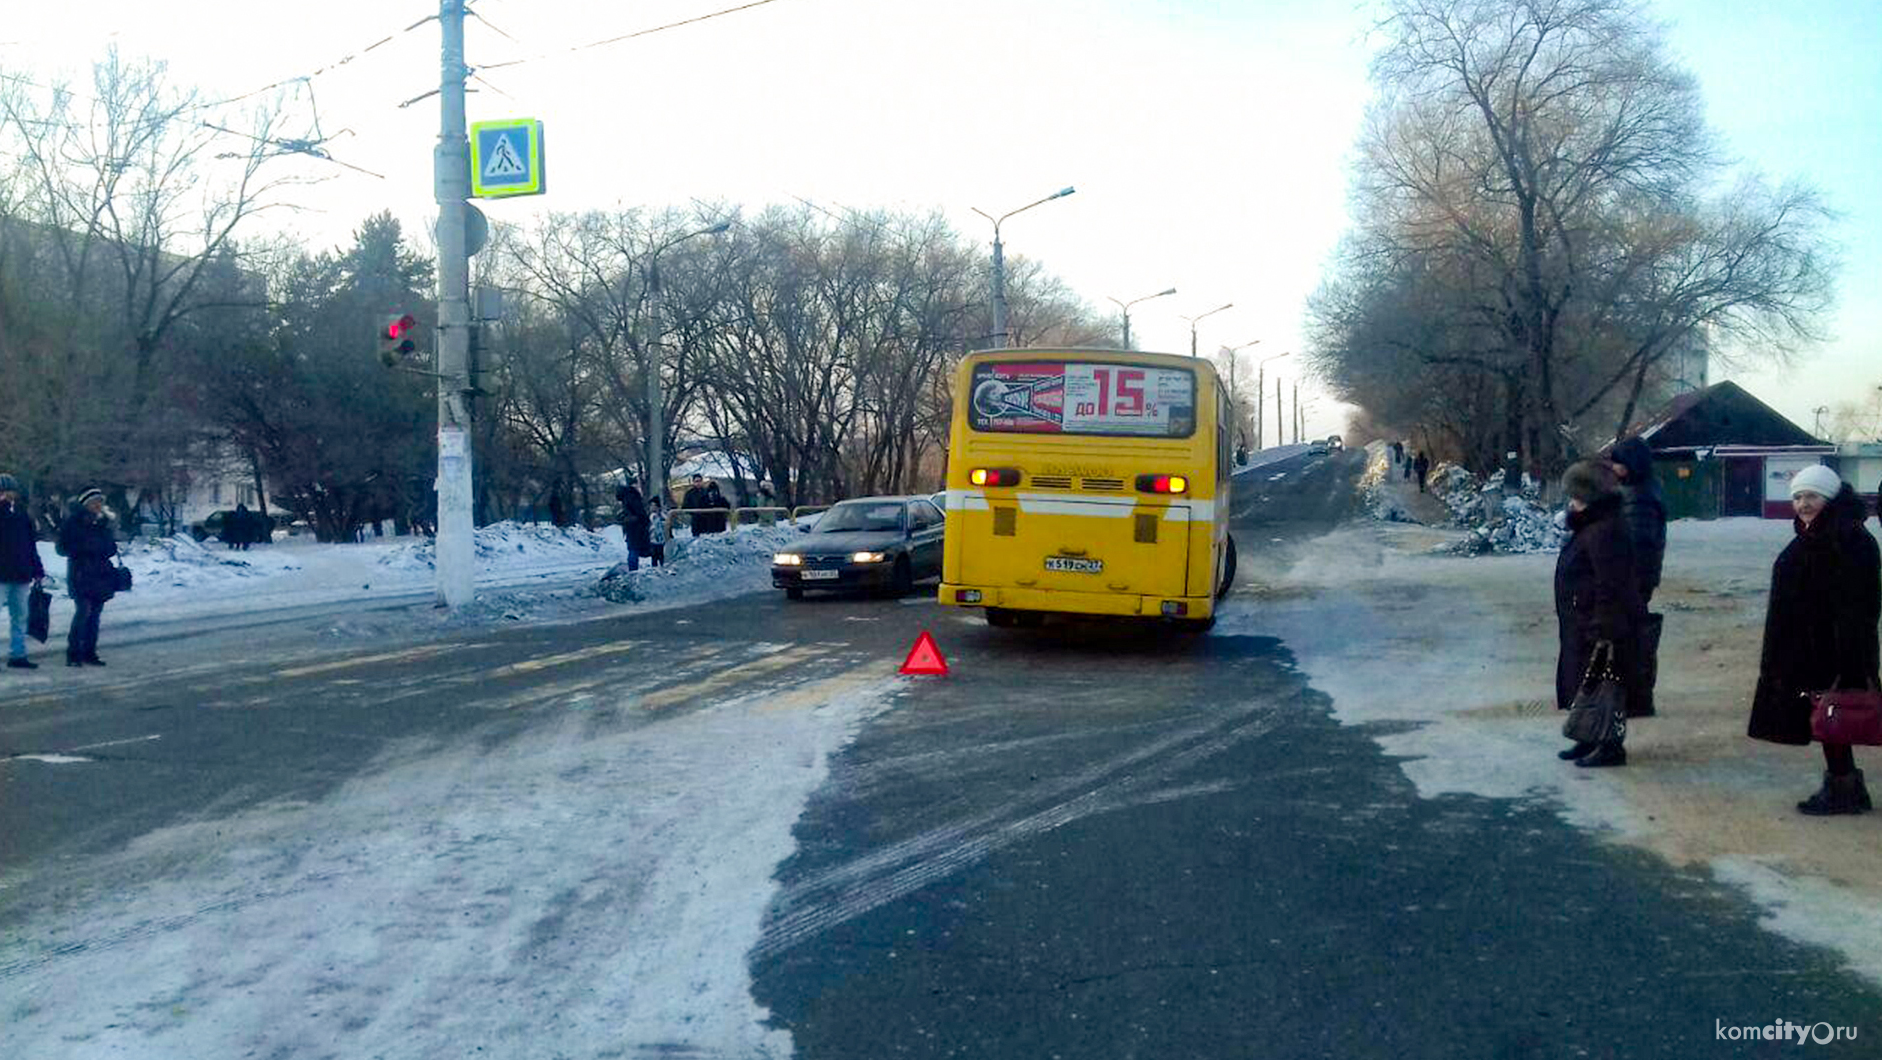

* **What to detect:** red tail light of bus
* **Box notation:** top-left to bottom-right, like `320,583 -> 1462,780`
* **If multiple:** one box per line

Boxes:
1135,474 -> 1189,494
970,467 -> 1021,487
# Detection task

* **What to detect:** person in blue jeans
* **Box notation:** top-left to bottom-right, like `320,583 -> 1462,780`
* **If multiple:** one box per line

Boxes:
0,474 -> 47,669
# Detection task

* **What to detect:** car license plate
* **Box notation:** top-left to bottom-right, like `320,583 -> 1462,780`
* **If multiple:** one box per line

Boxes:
1044,556 -> 1103,574
800,568 -> 840,580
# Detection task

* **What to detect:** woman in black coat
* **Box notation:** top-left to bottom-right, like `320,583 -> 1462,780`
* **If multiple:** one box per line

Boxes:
617,484 -> 652,571
1747,466 -> 1880,815
59,488 -> 118,667
1554,460 -> 1643,767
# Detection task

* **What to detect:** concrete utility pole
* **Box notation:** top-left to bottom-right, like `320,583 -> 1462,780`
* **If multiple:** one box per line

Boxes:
972,186 -> 1074,349
1107,287 -> 1177,350
1293,381 -> 1301,443
1255,350 -> 1290,450
1274,377 -> 1283,450
433,0 -> 474,608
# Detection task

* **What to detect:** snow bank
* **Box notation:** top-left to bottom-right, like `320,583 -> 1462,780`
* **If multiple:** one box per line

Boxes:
377,520 -> 621,574
592,523 -> 808,605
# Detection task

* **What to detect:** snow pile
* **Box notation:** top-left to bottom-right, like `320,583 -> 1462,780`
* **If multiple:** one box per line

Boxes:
376,521 -> 621,574
1358,449 -> 1418,523
1447,495 -> 1569,555
111,533 -> 305,590
1428,464 -> 1485,524
593,523 -> 808,604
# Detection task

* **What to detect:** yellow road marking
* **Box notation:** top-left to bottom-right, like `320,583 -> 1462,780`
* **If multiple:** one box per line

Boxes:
753,662 -> 901,713
272,643 -> 481,679
484,640 -> 645,677
635,647 -> 833,713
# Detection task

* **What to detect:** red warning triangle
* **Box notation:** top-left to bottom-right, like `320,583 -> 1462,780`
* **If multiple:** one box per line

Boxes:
899,631 -> 948,675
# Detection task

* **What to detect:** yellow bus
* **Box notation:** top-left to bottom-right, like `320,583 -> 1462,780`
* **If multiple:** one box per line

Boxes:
938,348 -> 1236,630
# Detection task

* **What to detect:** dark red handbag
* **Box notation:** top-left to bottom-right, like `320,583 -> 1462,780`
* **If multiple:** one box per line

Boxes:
1809,683 -> 1882,746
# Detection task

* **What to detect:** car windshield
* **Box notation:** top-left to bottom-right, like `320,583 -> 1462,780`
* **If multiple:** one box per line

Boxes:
817,502 -> 905,533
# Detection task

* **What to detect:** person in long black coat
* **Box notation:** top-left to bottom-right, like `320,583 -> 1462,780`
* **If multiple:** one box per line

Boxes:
617,484 -> 651,571
59,489 -> 118,667
1610,436 -> 1668,717
1554,460 -> 1643,767
1747,467 -> 1880,815
0,474 -> 47,668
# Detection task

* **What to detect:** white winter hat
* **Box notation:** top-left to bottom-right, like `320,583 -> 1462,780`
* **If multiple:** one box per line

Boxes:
1788,464 -> 1842,499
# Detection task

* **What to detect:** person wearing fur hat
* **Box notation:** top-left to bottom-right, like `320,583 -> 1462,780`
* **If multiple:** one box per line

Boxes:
1554,460 -> 1644,767
57,489 -> 118,667
1748,464 -> 1881,815
1609,436 -> 1668,718
0,474 -> 47,668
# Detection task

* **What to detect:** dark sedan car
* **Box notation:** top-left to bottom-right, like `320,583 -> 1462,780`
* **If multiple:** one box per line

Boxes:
772,496 -> 946,599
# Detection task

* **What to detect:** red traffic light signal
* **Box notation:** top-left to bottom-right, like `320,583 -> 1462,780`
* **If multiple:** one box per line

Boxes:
379,313 -> 419,365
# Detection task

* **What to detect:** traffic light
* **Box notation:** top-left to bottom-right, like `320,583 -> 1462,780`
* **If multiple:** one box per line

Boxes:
378,313 -> 418,366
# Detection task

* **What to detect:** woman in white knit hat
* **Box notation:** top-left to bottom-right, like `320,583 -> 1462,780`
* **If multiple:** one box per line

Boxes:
1747,464 -> 1881,814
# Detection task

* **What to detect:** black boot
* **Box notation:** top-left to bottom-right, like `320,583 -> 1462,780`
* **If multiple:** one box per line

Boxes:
1798,771 -> 1870,816
8,657 -> 37,669
1575,741 -> 1627,768
1558,741 -> 1599,761
82,655 -> 105,667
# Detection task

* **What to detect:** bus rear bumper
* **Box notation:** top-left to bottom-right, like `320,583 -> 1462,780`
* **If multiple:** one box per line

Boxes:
938,583 -> 1214,620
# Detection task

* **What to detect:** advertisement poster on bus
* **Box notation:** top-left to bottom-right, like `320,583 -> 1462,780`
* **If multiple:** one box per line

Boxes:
969,361 -> 1194,437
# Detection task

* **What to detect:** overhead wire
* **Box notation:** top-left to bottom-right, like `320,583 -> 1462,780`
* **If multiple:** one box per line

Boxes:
481,0 -> 789,71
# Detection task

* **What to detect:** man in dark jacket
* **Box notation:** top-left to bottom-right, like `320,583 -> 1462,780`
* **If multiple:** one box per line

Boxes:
59,489 -> 118,667
1412,451 -> 1431,493
702,481 -> 729,533
1610,436 -> 1668,717
0,474 -> 47,668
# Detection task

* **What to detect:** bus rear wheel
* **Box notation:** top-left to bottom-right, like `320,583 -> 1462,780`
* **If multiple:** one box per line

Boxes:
985,607 -> 1016,628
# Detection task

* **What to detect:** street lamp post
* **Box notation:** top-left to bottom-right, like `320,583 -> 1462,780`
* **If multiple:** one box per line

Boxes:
1106,287 -> 1177,350
1181,303 -> 1233,358
1220,339 -> 1260,445
972,186 -> 1075,349
643,221 -> 730,500
1255,350 -> 1291,450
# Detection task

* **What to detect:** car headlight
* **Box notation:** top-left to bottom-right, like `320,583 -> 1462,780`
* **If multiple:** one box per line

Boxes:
851,551 -> 888,563
773,553 -> 803,566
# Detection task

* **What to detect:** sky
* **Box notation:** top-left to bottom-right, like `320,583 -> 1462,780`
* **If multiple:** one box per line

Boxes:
3,0 -> 1877,445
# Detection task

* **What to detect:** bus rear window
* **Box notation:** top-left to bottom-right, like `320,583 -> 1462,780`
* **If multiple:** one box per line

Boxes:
968,361 -> 1196,438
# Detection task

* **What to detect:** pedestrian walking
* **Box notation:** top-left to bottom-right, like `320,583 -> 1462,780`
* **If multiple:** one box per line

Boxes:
647,496 -> 668,567
1747,466 -> 1880,815
617,484 -> 651,572
1412,451 -> 1431,493
1401,443 -> 1413,481
1610,437 -> 1668,717
703,480 -> 729,534
1554,460 -> 1643,767
58,489 -> 118,668
1390,440 -> 1403,467
0,474 -> 47,669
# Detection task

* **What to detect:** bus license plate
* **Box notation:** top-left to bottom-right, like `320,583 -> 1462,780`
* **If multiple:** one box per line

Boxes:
1045,556 -> 1103,574
801,569 -> 840,580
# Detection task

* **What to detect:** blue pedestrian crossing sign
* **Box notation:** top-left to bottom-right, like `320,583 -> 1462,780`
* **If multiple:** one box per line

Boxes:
470,119 -> 545,198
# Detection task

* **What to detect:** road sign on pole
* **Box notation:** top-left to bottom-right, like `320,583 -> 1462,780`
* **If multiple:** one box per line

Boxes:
469,119 -> 545,198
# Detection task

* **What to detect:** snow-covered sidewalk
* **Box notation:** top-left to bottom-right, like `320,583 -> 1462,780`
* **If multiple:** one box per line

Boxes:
22,519 -> 814,650
1218,515 -> 1882,986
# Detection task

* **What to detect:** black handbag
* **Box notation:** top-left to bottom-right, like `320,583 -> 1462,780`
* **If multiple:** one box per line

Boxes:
27,584 -> 51,642
112,562 -> 133,593
1563,641 -> 1627,745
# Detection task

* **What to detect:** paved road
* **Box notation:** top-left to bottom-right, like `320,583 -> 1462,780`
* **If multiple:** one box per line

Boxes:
3,465 -> 1877,1057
